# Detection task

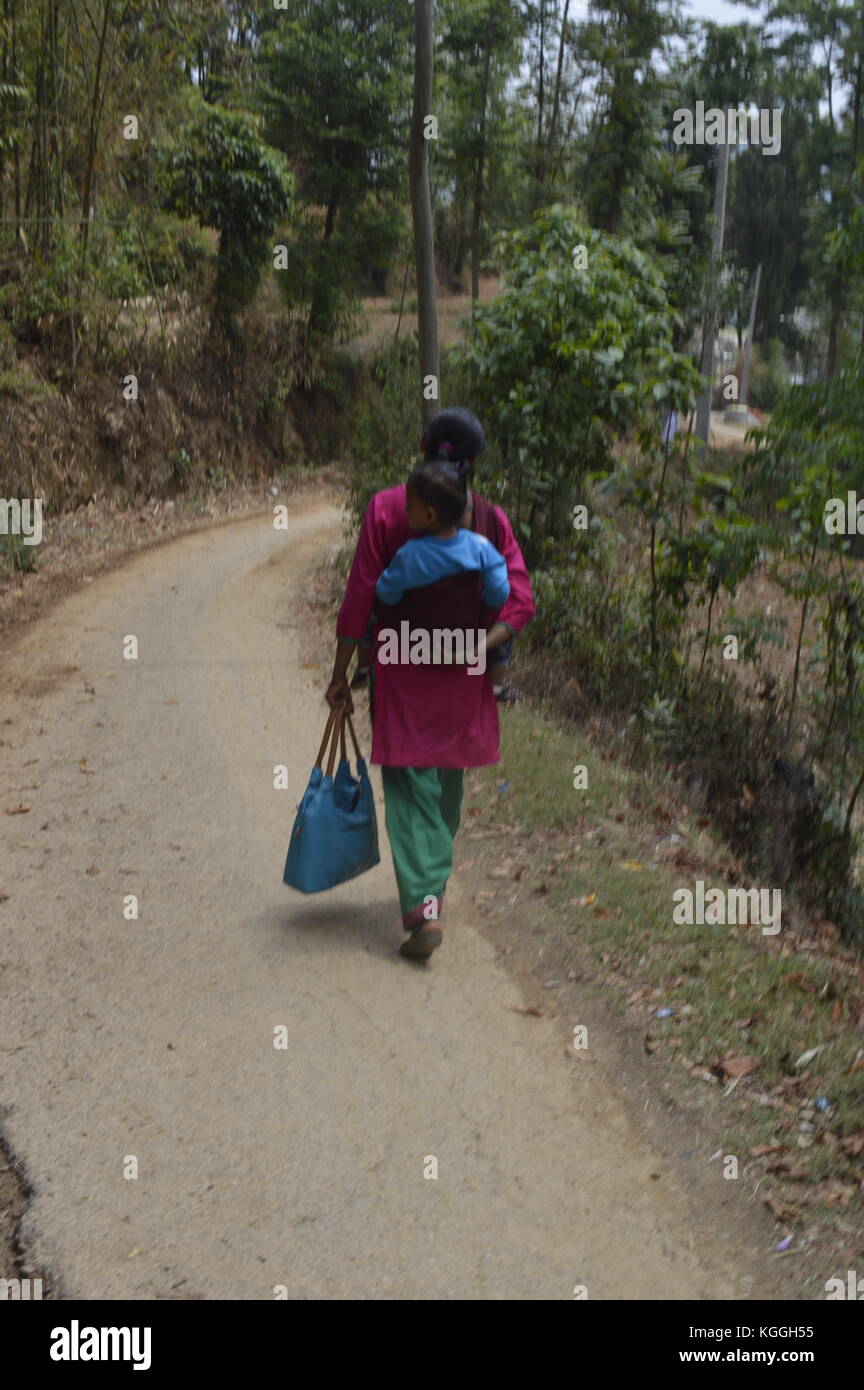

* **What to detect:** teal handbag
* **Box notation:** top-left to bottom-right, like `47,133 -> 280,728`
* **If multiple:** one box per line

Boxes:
283,709 -> 380,893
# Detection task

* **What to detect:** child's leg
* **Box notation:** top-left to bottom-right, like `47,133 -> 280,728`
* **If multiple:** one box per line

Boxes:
486,635 -> 514,695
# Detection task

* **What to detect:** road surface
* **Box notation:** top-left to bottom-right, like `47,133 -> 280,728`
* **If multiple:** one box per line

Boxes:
1,499 -> 758,1299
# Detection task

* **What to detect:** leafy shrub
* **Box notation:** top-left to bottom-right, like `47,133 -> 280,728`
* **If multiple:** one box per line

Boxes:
452,204 -> 699,561
167,104 -> 293,327
346,339 -> 424,530
746,337 -> 788,412
135,211 -> 211,290
0,532 -> 39,573
0,220 -> 78,338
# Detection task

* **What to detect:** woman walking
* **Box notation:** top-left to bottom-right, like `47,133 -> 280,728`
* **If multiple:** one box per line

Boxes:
325,408 -> 535,959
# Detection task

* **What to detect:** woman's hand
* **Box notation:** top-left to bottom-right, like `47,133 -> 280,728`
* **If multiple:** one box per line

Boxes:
325,677 -> 354,713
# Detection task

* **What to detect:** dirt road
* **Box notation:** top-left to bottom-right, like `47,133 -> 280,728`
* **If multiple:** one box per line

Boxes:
1,500 -> 762,1299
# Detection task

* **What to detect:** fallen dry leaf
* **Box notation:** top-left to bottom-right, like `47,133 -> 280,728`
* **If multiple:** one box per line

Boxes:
820,1180 -> 857,1207
750,1144 -> 783,1157
764,1195 -> 804,1224
818,920 -> 840,948
767,1161 -> 809,1180
715,1054 -> 761,1080
785,972 -> 818,994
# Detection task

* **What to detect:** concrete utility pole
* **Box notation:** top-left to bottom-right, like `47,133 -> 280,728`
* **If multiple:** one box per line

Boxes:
695,123 -> 731,446
409,0 -> 440,423
732,261 -> 762,422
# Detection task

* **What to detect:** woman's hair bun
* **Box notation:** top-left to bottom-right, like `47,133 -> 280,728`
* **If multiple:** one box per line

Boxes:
424,408 -> 485,464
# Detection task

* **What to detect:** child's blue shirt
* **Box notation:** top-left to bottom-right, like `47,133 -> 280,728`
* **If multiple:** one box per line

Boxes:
376,530 -> 510,609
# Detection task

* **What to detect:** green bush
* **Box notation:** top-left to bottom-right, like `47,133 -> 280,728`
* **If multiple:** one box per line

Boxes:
167,104 -> 293,327
746,338 -> 789,412
0,532 -> 39,573
0,221 -> 78,337
452,203 -> 699,562
134,211 -> 211,290
346,339 -> 423,529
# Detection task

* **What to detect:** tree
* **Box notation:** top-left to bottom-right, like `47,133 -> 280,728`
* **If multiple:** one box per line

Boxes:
435,0 -> 523,297
258,0 -> 411,337
580,0 -> 683,235
410,0 -> 439,420
169,104 -> 292,330
455,203 -> 699,556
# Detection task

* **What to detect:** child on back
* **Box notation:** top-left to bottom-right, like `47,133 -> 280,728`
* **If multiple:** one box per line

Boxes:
375,458 -> 510,620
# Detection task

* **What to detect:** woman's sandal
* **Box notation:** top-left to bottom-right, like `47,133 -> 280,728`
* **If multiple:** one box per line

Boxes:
399,924 -> 443,959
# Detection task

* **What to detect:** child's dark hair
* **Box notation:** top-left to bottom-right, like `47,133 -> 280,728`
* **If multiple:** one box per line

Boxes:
407,459 -> 468,528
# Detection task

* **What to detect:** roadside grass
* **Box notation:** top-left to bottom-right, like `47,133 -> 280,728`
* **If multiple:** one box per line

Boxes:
467,702 -> 864,1252
0,533 -> 39,573
0,366 -> 59,400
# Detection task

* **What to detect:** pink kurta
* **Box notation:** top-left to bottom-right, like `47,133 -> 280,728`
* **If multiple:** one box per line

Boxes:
337,485 -> 536,768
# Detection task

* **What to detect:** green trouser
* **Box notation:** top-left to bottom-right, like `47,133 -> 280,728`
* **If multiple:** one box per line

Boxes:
381,766 -> 464,930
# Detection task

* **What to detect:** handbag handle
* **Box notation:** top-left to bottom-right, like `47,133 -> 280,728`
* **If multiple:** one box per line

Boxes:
315,709 -> 366,776
323,709 -> 349,777
344,713 -> 363,763
324,711 -> 344,777
314,707 -> 339,771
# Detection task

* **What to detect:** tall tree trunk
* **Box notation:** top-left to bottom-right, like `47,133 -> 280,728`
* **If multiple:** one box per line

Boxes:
695,121 -> 731,444
826,14 -> 863,379
0,0 -> 8,223
737,263 -> 761,413
306,196 -> 337,336
533,0 -> 547,203
49,0 -> 64,224
409,0 -> 439,422
470,9 -> 494,305
10,0 -> 21,234
80,0 -> 113,262
544,0 -> 570,182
